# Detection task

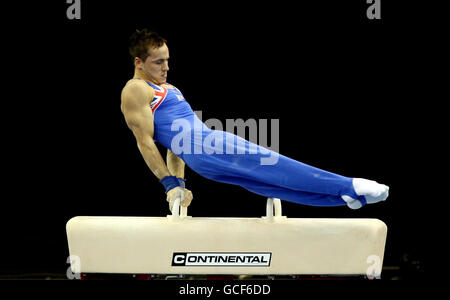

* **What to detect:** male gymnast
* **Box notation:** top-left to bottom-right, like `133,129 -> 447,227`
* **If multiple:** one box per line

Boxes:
120,29 -> 389,212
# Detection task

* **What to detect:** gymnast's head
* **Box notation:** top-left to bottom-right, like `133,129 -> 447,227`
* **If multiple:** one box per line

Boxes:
129,29 -> 169,85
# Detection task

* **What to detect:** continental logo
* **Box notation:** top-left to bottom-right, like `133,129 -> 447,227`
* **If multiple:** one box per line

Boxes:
171,252 -> 271,267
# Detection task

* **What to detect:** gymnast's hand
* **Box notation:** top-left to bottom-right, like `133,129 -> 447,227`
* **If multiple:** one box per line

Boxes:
167,187 -> 193,212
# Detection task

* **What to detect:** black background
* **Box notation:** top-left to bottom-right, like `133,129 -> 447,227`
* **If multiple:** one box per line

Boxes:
1,0 -> 443,279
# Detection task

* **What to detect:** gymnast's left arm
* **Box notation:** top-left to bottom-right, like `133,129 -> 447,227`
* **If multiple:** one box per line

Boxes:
167,149 -> 185,178
167,149 -> 193,207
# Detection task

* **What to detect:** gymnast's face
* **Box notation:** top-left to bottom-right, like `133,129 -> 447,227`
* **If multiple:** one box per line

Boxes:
136,43 -> 170,85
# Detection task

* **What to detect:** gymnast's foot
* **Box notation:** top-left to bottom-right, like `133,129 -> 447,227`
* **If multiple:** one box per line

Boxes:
342,178 -> 389,209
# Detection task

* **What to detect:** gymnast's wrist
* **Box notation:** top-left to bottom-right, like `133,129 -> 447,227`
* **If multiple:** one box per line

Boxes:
176,177 -> 186,189
160,176 -> 185,193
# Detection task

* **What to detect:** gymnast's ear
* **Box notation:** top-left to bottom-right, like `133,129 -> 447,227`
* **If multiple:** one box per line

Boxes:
134,56 -> 145,69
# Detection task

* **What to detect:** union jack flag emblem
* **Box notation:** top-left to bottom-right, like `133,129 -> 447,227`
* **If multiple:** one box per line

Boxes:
150,85 -> 168,113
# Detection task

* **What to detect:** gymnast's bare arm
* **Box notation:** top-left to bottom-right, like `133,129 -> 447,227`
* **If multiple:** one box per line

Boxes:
120,79 -> 172,180
167,149 -> 185,179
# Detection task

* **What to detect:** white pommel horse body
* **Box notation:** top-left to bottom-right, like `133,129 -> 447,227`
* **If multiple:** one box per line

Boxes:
66,198 -> 387,279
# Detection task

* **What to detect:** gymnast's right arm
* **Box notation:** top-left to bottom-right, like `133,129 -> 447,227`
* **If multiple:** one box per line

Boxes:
120,81 -> 187,210
121,81 -> 171,180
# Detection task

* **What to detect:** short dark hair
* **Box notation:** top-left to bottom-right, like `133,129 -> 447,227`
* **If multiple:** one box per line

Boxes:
129,29 -> 167,62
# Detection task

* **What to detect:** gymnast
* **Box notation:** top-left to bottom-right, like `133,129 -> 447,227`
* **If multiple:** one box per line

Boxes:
120,29 -> 389,212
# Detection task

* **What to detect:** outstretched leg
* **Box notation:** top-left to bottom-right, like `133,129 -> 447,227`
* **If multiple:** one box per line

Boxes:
181,130 -> 389,208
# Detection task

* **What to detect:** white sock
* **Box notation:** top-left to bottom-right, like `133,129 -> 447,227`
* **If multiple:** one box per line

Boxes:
352,178 -> 389,204
341,178 -> 389,209
342,195 -> 363,210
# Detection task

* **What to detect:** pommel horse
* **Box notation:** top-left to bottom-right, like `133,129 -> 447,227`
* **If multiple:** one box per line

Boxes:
66,198 -> 387,280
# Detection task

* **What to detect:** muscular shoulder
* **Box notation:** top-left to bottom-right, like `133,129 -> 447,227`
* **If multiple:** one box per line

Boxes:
121,79 -> 155,108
